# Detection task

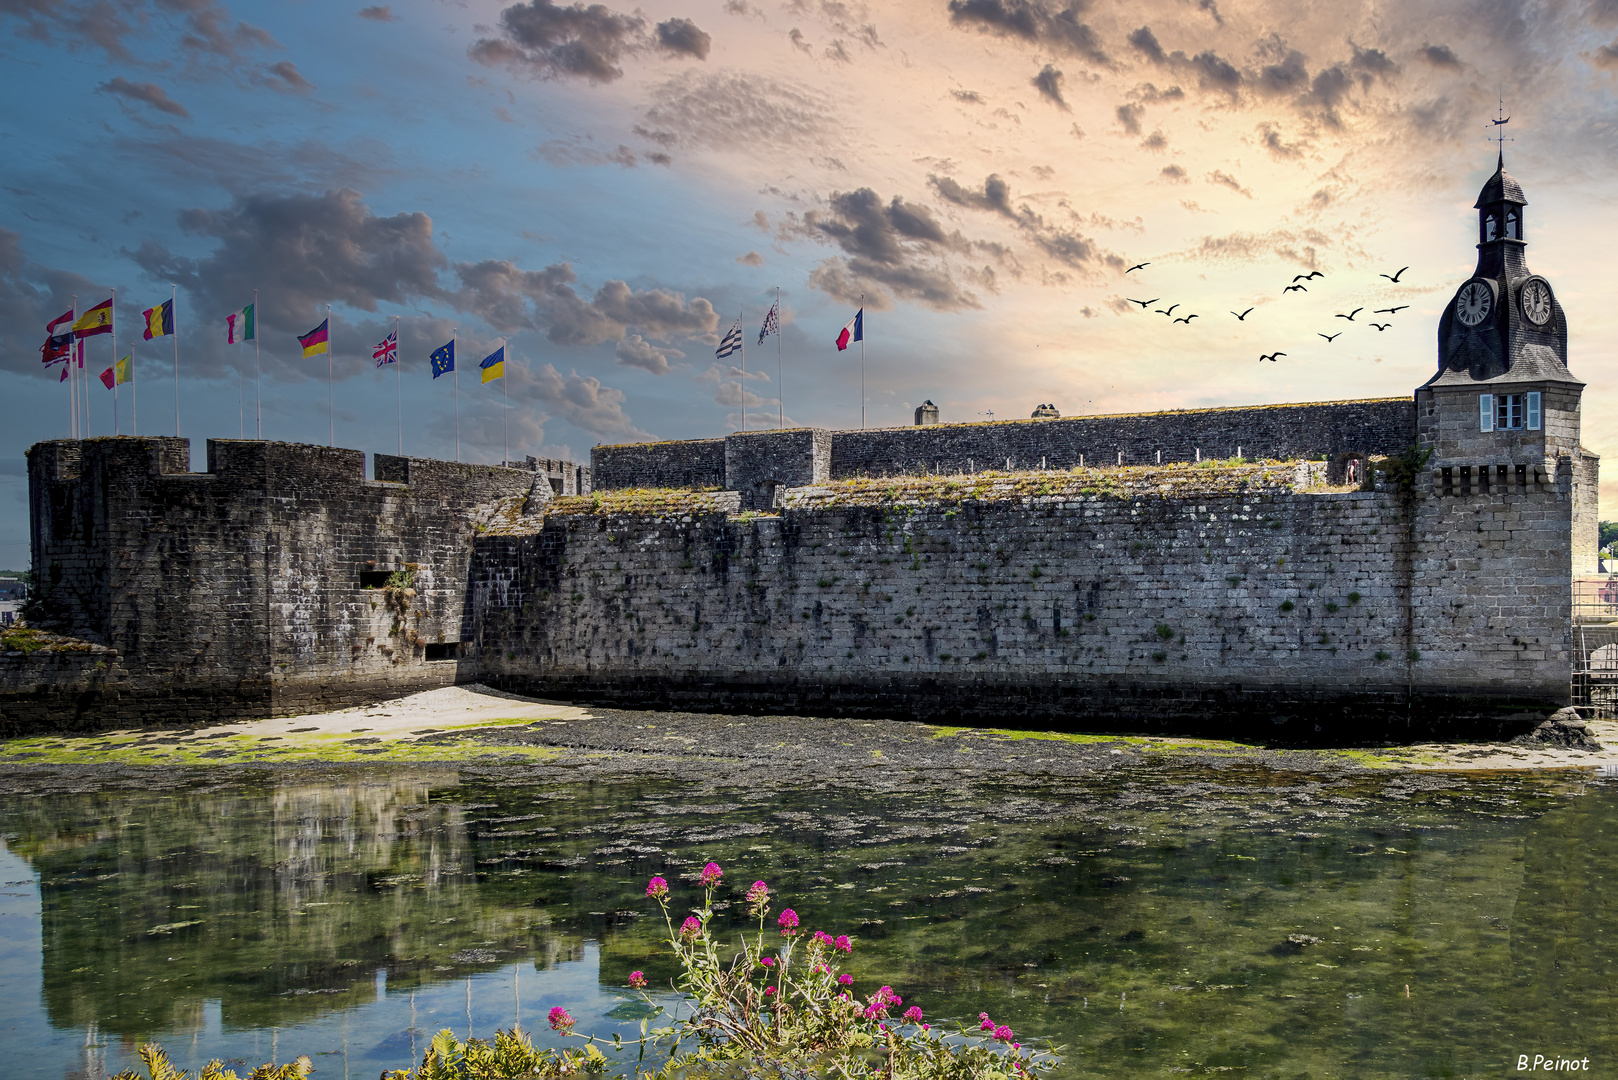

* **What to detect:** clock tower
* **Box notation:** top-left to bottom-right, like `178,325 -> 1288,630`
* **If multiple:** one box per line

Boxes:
1415,151 -> 1599,574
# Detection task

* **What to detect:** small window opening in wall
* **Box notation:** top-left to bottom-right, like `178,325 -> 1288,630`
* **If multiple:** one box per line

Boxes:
358,570 -> 393,589
1496,393 -> 1525,430
424,642 -> 463,661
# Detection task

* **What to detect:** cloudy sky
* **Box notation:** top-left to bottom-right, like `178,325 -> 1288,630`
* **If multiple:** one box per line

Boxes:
4,0 -> 1618,567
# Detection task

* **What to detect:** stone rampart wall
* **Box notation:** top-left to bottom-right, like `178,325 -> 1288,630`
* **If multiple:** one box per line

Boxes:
469,462 -> 1573,737
592,439 -> 725,491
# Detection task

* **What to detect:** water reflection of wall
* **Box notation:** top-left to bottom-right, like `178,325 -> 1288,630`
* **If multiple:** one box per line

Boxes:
8,776 -> 575,1039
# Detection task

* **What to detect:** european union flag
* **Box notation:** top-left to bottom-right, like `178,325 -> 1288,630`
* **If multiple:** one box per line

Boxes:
430,339 -> 455,379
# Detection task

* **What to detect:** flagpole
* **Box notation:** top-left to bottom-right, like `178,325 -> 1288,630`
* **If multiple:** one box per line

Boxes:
70,294 -> 78,439
776,286 -> 783,430
453,327 -> 459,463
502,340 -> 509,467
171,284 -> 180,438
327,304 -> 334,447
860,293 -> 866,431
254,289 -> 261,440
394,315 -> 402,457
740,308 -> 746,433
110,289 -> 118,437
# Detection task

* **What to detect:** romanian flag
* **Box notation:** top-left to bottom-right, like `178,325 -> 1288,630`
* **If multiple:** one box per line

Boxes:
74,298 -> 114,338
226,303 -> 255,344
142,299 -> 174,340
480,345 -> 505,383
298,319 -> 329,358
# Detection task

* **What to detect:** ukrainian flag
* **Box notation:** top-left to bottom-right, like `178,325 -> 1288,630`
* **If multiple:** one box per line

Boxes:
480,345 -> 505,383
298,319 -> 329,358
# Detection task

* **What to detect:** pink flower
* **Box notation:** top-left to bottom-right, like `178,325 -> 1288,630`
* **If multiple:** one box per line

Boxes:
903,1006 -> 924,1023
838,973 -> 854,986
980,1016 -> 995,1032
777,908 -> 799,936
833,935 -> 852,953
548,1007 -> 575,1032
645,876 -> 669,900
760,956 -> 775,968
680,915 -> 702,940
746,880 -> 770,903
764,985 -> 777,996
629,971 -> 648,989
699,862 -> 723,886
922,1024 -> 931,1032
811,930 -> 834,947
994,1025 -> 1013,1043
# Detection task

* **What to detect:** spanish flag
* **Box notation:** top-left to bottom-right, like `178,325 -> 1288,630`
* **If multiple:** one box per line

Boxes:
298,319 -> 329,358
480,344 -> 505,383
142,299 -> 174,340
74,297 -> 114,338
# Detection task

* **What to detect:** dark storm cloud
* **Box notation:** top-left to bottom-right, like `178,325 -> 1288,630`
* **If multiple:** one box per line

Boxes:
790,188 -> 980,311
1257,50 -> 1309,95
98,76 -> 190,117
470,0 -> 709,83
451,259 -> 718,350
1032,65 -> 1068,107
1127,26 -> 1239,98
1256,121 -> 1302,158
945,0 -> 1108,64
1115,102 -> 1144,135
930,173 -> 1114,271
1420,43 -> 1462,68
656,17 -> 711,59
128,189 -> 447,334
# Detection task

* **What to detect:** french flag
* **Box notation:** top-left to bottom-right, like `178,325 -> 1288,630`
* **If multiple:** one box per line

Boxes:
836,308 -> 863,351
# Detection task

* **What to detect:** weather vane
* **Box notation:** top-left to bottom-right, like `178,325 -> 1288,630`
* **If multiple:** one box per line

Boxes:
1489,96 -> 1513,163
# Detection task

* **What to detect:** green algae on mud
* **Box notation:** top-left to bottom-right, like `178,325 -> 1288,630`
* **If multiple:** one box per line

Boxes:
0,719 -> 562,767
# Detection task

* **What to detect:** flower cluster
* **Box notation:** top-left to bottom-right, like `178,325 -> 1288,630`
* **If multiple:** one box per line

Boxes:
628,971 -> 647,990
863,985 -> 903,1020
978,1013 -> 1015,1044
679,915 -> 703,941
645,876 -> 669,900
745,879 -> 771,919
777,908 -> 799,937
699,861 -> 723,886
547,1007 -> 574,1033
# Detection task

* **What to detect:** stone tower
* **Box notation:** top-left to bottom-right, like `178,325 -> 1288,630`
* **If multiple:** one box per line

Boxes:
1416,153 -> 1600,573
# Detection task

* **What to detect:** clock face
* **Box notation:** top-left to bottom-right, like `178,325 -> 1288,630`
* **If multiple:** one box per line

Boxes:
1520,278 -> 1553,326
1455,280 -> 1492,327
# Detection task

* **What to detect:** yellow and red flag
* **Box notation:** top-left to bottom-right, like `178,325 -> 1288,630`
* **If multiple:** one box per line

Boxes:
73,297 -> 113,338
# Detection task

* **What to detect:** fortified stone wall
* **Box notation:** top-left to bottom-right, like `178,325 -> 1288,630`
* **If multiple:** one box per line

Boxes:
468,461 -> 1574,736
8,437 -> 543,733
589,398 -> 1417,494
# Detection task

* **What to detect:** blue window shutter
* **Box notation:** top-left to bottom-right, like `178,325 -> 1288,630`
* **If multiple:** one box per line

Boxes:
1479,394 -> 1494,432
1526,391 -> 1542,431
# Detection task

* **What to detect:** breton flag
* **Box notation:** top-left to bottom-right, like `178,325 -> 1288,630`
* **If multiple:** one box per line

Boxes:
142,299 -> 174,340
373,330 -> 398,367
74,298 -> 114,338
298,319 -> 329,358
430,339 -> 455,378
480,345 -> 505,383
836,308 -> 863,351
716,319 -> 742,359
757,301 -> 779,345
226,303 -> 255,344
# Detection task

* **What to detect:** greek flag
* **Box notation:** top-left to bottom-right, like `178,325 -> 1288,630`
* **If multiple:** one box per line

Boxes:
757,301 -> 779,345
716,319 -> 742,359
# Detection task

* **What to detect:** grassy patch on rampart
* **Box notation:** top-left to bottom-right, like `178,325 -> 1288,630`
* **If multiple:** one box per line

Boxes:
550,487 -> 734,516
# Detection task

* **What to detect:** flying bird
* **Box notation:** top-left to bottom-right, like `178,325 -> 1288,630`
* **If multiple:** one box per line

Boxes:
1126,262 -> 1150,273
1127,298 -> 1159,308
1156,303 -> 1180,316
1369,322 -> 1391,331
1174,314 -> 1198,324
1335,308 -> 1363,321
1293,271 -> 1325,282
1231,307 -> 1254,321
1380,266 -> 1409,283
1374,305 -> 1408,314
1259,352 -> 1286,362
1284,285 -> 1308,294
1318,332 -> 1341,343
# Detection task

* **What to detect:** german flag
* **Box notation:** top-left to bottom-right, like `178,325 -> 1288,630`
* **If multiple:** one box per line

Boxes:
298,319 -> 329,358
142,299 -> 174,340
73,297 -> 114,338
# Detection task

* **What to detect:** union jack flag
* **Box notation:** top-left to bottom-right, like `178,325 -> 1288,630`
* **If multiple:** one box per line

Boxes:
373,330 -> 398,367
757,301 -> 779,345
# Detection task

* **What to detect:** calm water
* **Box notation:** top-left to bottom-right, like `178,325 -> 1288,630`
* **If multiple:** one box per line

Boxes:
2,764 -> 1616,1079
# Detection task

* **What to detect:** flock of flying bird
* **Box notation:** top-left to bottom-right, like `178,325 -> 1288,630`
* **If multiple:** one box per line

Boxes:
1122,261 -> 1413,363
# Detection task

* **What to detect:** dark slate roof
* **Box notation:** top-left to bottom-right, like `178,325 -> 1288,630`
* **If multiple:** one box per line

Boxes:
1475,160 -> 1526,207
